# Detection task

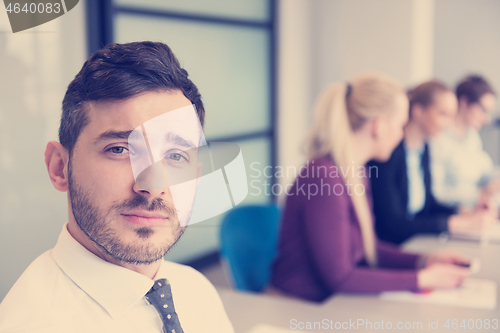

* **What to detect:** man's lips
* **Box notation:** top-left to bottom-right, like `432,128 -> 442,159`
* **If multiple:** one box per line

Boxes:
121,210 -> 169,227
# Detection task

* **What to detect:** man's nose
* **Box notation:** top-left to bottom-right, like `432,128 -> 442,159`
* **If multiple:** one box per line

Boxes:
133,160 -> 169,197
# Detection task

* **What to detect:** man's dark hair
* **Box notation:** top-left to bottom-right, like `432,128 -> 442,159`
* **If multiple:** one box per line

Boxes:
407,80 -> 450,117
59,41 -> 205,155
456,74 -> 496,105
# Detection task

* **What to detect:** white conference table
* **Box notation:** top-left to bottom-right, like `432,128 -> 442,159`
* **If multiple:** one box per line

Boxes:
219,236 -> 500,333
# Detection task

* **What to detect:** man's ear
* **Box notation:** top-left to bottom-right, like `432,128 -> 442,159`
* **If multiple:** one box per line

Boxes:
412,104 -> 424,121
45,141 -> 69,192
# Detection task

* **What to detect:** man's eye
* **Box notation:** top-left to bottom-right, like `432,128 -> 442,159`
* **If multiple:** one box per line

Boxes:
108,146 -> 128,154
167,153 -> 187,162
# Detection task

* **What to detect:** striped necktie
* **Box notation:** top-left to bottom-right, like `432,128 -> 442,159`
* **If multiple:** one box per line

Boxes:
145,279 -> 184,333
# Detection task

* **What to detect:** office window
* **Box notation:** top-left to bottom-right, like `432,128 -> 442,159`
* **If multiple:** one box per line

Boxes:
115,0 -> 269,21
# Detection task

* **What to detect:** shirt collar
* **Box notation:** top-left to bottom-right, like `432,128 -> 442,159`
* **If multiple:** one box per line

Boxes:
52,223 -> 156,319
403,141 -> 425,156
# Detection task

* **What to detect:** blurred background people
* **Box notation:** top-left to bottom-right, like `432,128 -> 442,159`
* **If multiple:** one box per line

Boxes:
369,80 -> 497,245
431,75 -> 499,210
270,73 -> 470,303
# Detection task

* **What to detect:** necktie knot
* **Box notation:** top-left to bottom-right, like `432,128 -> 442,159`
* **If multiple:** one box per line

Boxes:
146,279 -> 184,333
148,278 -> 169,293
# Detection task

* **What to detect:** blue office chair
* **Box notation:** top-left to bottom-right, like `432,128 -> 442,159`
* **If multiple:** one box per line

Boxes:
220,204 -> 281,292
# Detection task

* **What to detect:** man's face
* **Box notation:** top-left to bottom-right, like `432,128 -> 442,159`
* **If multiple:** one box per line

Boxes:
67,91 -> 200,264
464,93 -> 496,130
419,91 -> 457,137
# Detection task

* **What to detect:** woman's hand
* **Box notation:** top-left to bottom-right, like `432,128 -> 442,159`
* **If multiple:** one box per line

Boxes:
417,264 -> 471,290
422,251 -> 470,267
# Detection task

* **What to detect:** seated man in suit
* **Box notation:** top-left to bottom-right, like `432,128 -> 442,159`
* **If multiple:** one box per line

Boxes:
369,80 -> 496,245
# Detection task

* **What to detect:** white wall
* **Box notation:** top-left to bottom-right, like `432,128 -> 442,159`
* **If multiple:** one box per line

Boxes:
0,3 -> 86,301
310,0 -> 414,92
276,0 -> 314,202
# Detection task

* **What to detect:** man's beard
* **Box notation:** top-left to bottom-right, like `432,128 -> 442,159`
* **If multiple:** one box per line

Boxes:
67,159 -> 185,264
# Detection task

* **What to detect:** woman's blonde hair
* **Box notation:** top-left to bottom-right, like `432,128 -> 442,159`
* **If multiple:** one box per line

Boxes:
304,72 -> 404,266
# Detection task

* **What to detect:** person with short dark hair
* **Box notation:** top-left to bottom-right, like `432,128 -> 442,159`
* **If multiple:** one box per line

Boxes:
431,75 -> 499,209
369,80 -> 496,245
0,41 -> 234,333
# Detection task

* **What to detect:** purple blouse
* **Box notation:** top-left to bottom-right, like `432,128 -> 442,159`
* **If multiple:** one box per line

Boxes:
271,155 -> 420,302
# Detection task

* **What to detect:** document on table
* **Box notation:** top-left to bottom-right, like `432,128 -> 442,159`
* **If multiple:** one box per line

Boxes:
380,278 -> 497,309
247,324 -> 311,333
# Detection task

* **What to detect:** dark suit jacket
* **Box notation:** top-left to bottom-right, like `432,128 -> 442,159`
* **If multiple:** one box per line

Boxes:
368,141 -> 456,244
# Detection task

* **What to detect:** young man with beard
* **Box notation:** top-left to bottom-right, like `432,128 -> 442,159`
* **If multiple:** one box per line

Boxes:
0,42 -> 234,333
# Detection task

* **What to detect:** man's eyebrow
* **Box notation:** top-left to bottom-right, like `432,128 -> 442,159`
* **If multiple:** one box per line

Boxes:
93,130 -> 137,144
165,132 -> 197,149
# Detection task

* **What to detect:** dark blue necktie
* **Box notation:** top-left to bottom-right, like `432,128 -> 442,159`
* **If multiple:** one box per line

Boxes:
145,279 -> 184,333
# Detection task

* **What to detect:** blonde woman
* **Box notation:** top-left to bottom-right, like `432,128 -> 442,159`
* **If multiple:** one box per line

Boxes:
270,73 -> 470,302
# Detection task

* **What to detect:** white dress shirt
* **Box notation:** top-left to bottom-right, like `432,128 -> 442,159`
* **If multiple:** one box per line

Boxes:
405,144 -> 426,217
430,127 -> 494,208
0,223 -> 234,333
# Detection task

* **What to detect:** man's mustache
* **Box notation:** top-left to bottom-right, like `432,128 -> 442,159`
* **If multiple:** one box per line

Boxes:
114,195 -> 177,217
